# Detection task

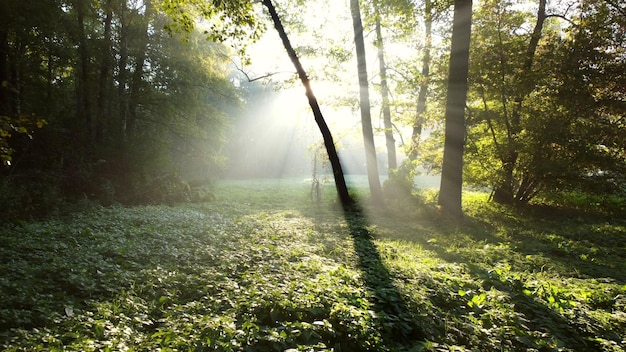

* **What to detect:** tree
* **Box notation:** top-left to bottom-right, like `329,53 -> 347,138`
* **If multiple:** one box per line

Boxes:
407,0 -> 433,163
127,0 -> 155,143
0,0 -> 245,213
73,0 -> 93,144
351,0 -> 384,205
464,0 -> 550,203
373,1 -> 396,172
490,0 -> 547,204
95,0 -> 113,144
374,0 -> 446,193
437,0 -> 472,218
462,0 -> 626,204
0,0 -> 63,169
262,0 -> 353,209
529,0 -> 626,197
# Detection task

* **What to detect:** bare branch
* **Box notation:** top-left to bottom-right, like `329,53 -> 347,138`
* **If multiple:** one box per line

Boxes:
229,57 -> 295,82
545,13 -> 577,27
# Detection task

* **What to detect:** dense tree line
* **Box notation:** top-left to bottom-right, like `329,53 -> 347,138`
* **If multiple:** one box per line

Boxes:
461,0 -> 626,205
0,0 -> 242,218
2,0 -> 625,218
372,0 -> 625,212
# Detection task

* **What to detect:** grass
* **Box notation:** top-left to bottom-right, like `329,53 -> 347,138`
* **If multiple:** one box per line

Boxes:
0,178 -> 625,351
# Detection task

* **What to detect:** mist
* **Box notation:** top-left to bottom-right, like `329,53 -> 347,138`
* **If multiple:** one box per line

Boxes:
221,81 -> 441,190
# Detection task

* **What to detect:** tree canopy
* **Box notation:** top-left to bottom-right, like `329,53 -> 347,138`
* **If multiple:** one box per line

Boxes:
462,0 -> 626,204
2,0 -> 625,219
0,0 -> 244,218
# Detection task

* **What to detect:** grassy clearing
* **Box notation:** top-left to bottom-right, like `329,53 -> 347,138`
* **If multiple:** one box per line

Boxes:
1,179 -> 625,351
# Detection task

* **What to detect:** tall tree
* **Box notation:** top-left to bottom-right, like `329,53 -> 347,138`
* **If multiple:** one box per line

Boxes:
73,0 -> 94,143
438,0 -> 472,218
127,0 -> 154,142
262,0 -> 353,209
0,0 -> 249,209
351,0 -> 384,205
373,2 -> 396,172
0,29 -> 12,119
407,0 -> 433,163
95,0 -> 113,144
460,0 -> 626,204
490,0 -> 547,204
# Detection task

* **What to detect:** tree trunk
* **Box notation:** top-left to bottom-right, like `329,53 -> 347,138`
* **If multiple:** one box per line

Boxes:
374,10 -> 396,172
408,0 -> 432,163
351,0 -> 384,206
74,0 -> 95,140
128,0 -> 153,141
438,0 -> 472,219
75,0 -> 92,140
262,0 -> 353,209
492,0 -> 546,204
0,29 -> 12,117
117,1 -> 129,145
96,0 -> 113,144
491,155 -> 516,204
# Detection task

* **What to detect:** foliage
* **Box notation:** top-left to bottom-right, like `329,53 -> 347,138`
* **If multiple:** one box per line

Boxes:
0,114 -> 47,166
1,180 -> 624,351
460,0 -> 626,203
161,0 -> 264,60
0,0 -> 240,216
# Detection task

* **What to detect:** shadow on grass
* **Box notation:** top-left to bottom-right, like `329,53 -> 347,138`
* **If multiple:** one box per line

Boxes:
341,206 -> 426,348
515,208 -> 626,284
412,217 -> 614,351
460,205 -> 626,285
392,195 -> 626,285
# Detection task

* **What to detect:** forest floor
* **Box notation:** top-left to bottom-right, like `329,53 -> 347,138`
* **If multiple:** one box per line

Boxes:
1,178 -> 625,351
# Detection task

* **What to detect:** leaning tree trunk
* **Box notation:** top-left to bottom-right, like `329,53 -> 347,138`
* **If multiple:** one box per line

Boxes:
438,0 -> 472,219
351,0 -> 384,206
262,0 -> 353,209
374,8 -> 396,172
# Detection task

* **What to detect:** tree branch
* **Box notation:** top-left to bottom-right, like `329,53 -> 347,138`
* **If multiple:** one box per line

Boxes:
604,0 -> 626,18
229,57 -> 295,82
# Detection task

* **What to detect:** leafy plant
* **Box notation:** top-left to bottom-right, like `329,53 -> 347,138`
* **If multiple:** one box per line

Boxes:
1,180 -> 624,351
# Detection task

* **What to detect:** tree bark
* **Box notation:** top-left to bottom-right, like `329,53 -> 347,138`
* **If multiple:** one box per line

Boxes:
374,9 -> 397,172
117,0 -> 129,145
351,0 -> 384,206
261,0 -> 353,209
0,29 -> 12,117
96,0 -> 113,144
408,0 -> 432,163
128,0 -> 154,141
438,0 -> 472,219
492,0 -> 546,204
75,0 -> 92,139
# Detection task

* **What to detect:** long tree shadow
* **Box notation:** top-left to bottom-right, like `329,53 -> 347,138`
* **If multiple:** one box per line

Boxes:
341,206 -> 426,348
412,225 -> 612,351
459,206 -> 626,285
508,209 -> 626,284
402,203 -> 626,285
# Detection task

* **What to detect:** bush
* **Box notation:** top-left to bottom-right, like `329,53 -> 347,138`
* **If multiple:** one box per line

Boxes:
382,171 -> 414,201
0,174 -> 65,221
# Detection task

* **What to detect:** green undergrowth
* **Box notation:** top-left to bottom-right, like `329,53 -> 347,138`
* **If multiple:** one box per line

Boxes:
1,179 -> 625,351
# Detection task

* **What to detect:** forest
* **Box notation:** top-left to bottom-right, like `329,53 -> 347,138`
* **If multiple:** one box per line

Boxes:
1,0 -> 625,351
